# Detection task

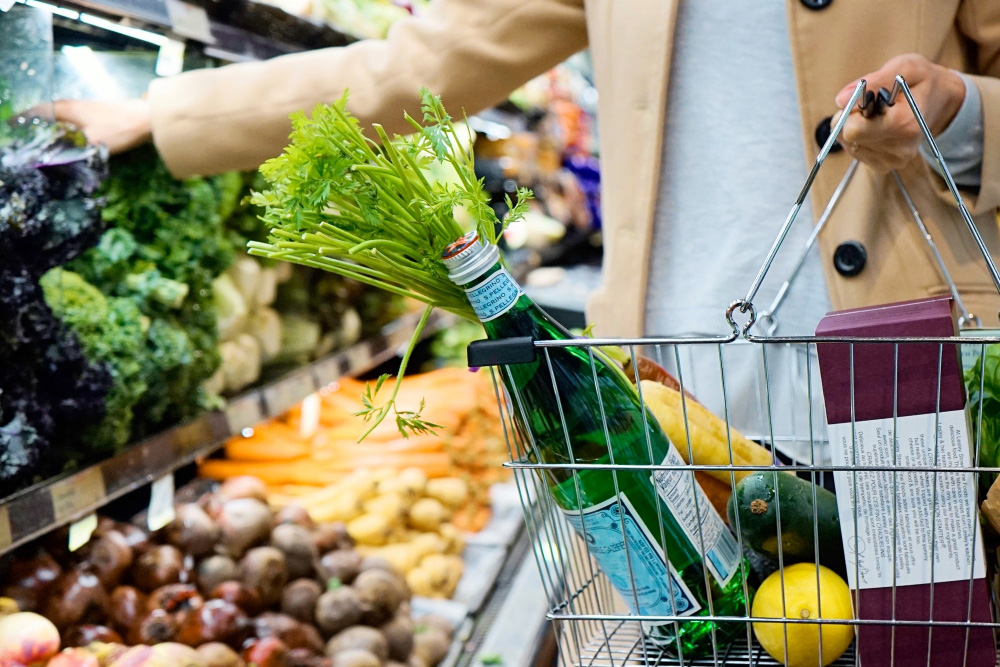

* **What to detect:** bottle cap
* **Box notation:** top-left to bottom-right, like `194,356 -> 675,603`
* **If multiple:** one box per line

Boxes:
441,231 -> 500,285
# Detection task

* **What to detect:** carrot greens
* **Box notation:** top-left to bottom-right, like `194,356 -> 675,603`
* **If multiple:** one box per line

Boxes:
250,89 -> 531,439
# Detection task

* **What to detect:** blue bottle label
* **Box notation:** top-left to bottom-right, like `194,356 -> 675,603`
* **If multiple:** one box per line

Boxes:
561,494 -> 702,618
466,269 -> 522,322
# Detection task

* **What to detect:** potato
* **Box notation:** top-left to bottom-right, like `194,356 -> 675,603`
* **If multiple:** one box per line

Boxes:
363,495 -> 407,523
436,525 -> 464,556
409,534 -> 446,560
347,514 -> 392,546
423,479 -> 468,509
397,468 -> 427,496
408,500 -> 447,532
405,568 -> 436,598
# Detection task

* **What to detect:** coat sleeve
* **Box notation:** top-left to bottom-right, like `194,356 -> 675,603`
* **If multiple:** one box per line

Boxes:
946,0 -> 1000,214
147,0 -> 587,177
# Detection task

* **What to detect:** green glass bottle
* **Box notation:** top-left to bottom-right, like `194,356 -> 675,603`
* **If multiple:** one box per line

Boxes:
442,232 -> 752,656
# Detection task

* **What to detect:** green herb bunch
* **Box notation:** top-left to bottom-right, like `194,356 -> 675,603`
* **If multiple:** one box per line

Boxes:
250,89 -> 531,438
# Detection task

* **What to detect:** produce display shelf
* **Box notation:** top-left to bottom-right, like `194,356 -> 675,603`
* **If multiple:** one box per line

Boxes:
0,308 -> 454,557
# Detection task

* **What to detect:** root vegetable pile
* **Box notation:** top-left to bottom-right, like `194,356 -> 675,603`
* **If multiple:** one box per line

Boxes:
0,478 -> 455,667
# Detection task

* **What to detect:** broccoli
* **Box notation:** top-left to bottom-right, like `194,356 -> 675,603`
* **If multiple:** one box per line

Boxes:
69,147 -> 235,436
41,268 -> 147,454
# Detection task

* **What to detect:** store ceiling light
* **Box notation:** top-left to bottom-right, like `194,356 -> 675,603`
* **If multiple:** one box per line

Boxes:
61,45 -> 124,99
79,12 -> 169,46
22,0 -> 79,20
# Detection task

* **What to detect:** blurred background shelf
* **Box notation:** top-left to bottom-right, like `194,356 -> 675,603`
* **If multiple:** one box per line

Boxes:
0,308 -> 454,556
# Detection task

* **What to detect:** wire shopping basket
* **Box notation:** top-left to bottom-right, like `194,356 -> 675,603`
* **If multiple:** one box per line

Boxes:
468,77 -> 1000,667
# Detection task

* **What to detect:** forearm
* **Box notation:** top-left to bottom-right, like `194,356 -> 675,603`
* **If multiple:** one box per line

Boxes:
148,0 -> 587,178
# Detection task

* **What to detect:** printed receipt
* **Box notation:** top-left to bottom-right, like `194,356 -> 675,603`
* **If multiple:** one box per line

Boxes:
828,409 -> 986,590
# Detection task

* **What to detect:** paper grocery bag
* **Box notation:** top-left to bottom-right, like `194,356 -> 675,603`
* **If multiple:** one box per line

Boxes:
815,296 -> 994,667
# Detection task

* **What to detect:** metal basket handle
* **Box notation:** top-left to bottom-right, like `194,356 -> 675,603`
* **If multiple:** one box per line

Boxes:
729,75 -> 1000,338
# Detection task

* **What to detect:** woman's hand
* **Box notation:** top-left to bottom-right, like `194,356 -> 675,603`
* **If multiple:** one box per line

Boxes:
833,53 -> 966,172
45,98 -> 153,154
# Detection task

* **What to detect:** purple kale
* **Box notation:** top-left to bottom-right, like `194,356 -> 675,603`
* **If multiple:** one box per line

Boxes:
0,123 -> 111,487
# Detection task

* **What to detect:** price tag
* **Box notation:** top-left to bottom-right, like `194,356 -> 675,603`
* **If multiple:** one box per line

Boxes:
0,506 -> 10,550
50,468 -> 105,524
165,0 -> 214,43
299,392 -> 322,438
960,329 -> 1000,375
155,38 -> 186,77
147,474 -> 176,531
68,513 -> 98,552
0,0 -> 17,13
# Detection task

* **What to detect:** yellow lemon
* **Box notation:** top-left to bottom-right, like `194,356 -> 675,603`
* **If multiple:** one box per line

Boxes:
751,563 -> 854,667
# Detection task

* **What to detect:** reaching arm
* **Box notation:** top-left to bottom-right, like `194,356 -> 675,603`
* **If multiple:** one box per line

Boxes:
147,0 -> 587,177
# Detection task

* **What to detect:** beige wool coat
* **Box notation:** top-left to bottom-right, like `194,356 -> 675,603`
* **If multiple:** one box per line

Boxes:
148,0 -> 1000,335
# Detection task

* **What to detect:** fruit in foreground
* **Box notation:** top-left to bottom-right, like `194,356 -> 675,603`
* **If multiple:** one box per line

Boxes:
0,611 -> 61,665
751,563 -> 854,667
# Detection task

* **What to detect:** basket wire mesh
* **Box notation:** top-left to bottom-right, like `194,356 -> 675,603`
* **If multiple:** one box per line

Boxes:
475,77 -> 1000,667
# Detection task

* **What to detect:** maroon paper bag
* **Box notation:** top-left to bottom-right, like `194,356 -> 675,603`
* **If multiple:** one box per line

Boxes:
815,296 -> 994,667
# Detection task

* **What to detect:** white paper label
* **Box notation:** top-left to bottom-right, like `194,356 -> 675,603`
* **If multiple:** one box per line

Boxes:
299,392 -> 321,438
828,409 -> 986,590
68,513 -> 98,552
147,474 -> 176,531
0,0 -> 17,13
561,494 -> 702,617
165,0 -> 214,43
155,39 -> 186,77
651,447 -> 740,587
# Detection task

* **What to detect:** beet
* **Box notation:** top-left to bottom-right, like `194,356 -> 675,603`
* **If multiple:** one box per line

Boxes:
242,636 -> 288,667
128,609 -> 178,645
145,583 -> 203,614
275,504 -> 315,529
42,566 -> 109,630
88,531 -> 133,589
197,555 -> 240,594
131,545 -> 184,593
270,524 -> 317,580
62,624 -> 122,647
218,499 -> 273,558
166,504 -> 221,558
254,613 -> 323,653
175,599 -> 251,648
314,587 -> 363,639
317,551 -> 361,586
239,547 -> 287,607
281,579 -> 322,625
1,550 -> 62,612
210,581 -> 263,616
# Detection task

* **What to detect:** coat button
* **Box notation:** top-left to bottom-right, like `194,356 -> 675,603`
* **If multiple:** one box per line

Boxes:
800,0 -> 833,9
834,241 -> 866,277
815,116 -> 843,153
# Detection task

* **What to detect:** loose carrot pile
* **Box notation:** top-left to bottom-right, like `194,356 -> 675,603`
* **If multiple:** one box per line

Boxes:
200,367 -> 510,533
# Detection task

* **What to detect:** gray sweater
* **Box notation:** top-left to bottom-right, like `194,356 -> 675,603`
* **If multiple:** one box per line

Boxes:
643,1 -> 983,461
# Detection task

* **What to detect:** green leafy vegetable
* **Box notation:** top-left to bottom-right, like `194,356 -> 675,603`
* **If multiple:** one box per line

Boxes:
41,268 -> 147,455
251,88 -> 532,438
69,147 -> 235,436
966,345 -> 1000,496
